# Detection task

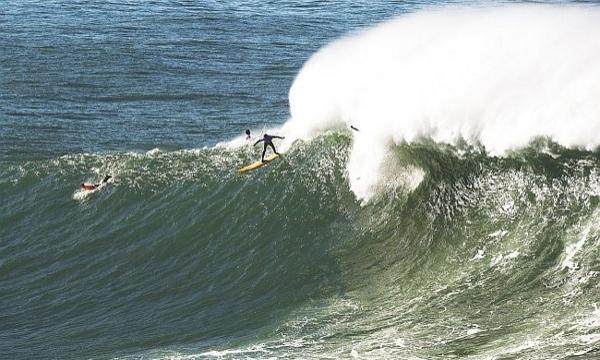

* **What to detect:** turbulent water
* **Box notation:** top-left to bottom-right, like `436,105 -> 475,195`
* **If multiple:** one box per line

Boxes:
3,1 -> 600,359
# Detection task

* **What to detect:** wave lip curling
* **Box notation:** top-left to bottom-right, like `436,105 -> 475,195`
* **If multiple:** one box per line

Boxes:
284,4 -> 600,201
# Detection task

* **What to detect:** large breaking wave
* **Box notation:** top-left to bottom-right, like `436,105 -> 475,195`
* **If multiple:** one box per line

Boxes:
280,4 -> 600,200
3,136 -> 600,358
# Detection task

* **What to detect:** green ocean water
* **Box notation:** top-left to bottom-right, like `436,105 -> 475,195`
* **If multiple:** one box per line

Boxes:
3,135 -> 600,359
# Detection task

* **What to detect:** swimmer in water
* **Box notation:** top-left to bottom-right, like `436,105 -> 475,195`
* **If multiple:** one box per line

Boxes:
80,175 -> 112,191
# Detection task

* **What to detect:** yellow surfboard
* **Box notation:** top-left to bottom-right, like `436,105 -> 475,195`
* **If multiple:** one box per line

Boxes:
239,154 -> 279,173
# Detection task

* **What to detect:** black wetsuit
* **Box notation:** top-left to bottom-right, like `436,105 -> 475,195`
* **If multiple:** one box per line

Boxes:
254,134 -> 283,161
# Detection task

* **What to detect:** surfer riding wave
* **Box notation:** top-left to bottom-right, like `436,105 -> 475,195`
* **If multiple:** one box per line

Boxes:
254,134 -> 284,162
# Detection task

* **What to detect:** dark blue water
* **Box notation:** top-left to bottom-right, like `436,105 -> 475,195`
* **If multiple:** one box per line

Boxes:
0,0 -> 420,162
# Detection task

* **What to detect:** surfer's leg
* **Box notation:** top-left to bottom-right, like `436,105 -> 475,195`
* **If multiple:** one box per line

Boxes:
262,144 -> 267,162
269,143 -> 278,155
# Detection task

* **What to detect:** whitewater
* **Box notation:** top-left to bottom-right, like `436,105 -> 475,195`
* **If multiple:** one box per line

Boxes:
278,5 -> 600,201
3,2 -> 600,360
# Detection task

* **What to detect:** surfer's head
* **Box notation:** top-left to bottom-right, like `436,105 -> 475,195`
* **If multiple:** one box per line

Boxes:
80,183 -> 85,189
245,129 -> 250,136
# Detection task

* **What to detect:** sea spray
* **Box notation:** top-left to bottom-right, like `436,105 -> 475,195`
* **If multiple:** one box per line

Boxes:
283,5 -> 600,200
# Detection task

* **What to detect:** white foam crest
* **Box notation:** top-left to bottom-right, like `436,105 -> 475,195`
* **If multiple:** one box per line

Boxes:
284,4 -> 600,201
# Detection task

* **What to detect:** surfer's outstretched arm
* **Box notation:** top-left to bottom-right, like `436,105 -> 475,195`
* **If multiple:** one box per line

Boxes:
254,139 -> 264,146
273,136 -> 285,139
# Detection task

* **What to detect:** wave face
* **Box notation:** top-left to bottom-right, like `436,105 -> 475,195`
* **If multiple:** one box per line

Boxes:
3,138 -> 600,359
284,5 -> 600,200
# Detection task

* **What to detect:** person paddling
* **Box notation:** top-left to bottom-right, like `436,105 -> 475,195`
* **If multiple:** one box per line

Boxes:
254,134 -> 284,162
80,175 -> 112,191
